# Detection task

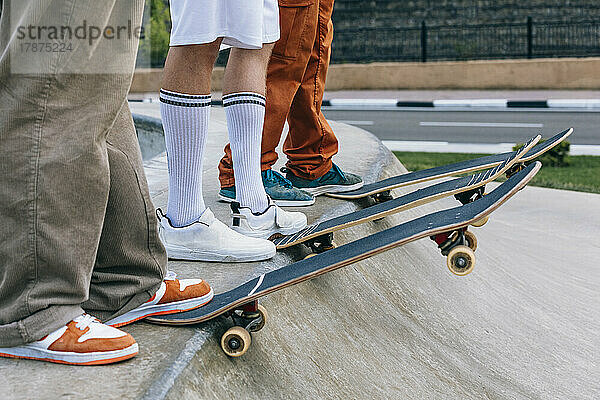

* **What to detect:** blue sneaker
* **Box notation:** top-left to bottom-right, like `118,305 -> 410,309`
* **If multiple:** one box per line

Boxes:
219,169 -> 315,207
283,163 -> 363,196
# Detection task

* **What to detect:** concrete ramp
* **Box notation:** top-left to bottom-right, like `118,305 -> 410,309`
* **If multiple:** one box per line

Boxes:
1,104 -> 597,400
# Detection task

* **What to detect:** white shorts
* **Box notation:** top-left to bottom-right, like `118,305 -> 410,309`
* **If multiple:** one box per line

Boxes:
169,0 -> 280,49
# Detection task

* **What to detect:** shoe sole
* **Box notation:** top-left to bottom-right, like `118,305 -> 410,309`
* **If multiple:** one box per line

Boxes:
233,219 -> 308,240
300,182 -> 364,196
218,194 -> 315,207
0,343 -> 138,365
106,289 -> 215,328
165,245 -> 276,263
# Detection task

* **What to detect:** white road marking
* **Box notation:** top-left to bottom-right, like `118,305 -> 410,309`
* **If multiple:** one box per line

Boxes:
419,122 -> 544,128
570,145 -> 600,156
383,141 -> 514,154
547,99 -> 600,108
322,106 -> 600,113
433,99 -> 508,108
248,275 -> 265,296
335,120 -> 375,126
329,98 -> 398,107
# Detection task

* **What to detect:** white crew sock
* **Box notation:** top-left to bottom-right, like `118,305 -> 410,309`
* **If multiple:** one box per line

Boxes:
160,89 -> 211,227
223,92 -> 269,213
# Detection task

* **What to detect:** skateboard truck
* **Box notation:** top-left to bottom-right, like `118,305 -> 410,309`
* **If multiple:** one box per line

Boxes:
306,233 -> 336,254
220,300 -> 268,357
224,300 -> 267,333
370,190 -> 394,204
506,163 -> 529,193
431,227 -> 474,254
454,186 -> 489,227
505,162 -> 526,179
454,185 -> 486,205
431,228 -> 477,276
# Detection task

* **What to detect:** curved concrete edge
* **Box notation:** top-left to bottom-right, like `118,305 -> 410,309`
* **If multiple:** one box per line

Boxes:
133,113 -> 165,161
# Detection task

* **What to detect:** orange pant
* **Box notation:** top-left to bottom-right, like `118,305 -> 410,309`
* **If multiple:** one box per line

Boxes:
218,0 -> 338,187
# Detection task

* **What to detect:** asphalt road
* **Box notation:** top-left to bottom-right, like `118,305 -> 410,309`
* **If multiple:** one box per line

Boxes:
323,108 -> 600,145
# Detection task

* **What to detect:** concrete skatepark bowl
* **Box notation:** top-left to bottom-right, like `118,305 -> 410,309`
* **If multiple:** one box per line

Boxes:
0,105 -> 598,399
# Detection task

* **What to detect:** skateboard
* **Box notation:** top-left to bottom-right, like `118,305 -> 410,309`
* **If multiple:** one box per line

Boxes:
271,135 -> 540,251
327,127 -> 571,201
146,162 -> 541,357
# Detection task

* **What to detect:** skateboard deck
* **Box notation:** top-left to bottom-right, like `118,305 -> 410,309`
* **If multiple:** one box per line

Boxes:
328,127 -> 571,200
272,135 -> 540,250
147,162 -> 541,356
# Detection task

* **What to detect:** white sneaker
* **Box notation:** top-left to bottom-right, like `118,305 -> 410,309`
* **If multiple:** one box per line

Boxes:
157,208 -> 276,262
231,198 -> 307,239
0,314 -> 138,365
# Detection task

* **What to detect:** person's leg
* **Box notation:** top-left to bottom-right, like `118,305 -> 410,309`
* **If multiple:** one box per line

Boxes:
0,0 -> 143,347
222,44 -> 307,238
280,0 -> 362,195
284,0 -> 339,180
82,101 -> 166,321
157,40 -> 276,262
93,101 -> 216,325
85,100 -> 214,327
222,45 -> 274,213
217,1 -> 318,188
0,0 -> 213,364
160,41 -> 221,227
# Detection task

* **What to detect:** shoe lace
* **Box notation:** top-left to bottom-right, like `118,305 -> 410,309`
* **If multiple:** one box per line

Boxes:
330,163 -> 347,180
265,169 -> 293,188
73,314 -> 98,331
164,270 -> 177,281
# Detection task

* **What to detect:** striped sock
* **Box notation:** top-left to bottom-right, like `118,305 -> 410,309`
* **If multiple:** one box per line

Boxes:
223,92 -> 269,213
160,89 -> 211,227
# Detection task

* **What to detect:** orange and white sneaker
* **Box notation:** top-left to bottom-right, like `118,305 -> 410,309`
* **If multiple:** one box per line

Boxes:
0,314 -> 138,365
105,271 -> 214,327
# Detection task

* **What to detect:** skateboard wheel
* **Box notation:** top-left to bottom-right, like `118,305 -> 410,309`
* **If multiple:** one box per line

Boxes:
221,326 -> 251,357
471,215 -> 489,228
248,304 -> 268,333
446,245 -> 476,276
463,231 -> 478,252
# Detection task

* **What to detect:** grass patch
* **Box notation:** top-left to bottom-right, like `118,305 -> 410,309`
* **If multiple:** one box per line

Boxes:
393,152 -> 600,194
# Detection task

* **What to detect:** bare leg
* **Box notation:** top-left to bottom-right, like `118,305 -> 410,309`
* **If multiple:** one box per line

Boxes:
221,44 -> 274,212
156,41 -> 293,259
221,43 -> 307,236
159,40 -> 222,226
223,44 -> 274,95
162,39 -> 222,94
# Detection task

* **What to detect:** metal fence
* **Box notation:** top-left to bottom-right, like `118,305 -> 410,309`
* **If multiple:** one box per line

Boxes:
331,18 -> 600,63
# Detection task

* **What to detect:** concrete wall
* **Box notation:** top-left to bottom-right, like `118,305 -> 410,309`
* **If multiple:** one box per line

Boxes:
130,57 -> 600,93
323,58 -> 600,90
